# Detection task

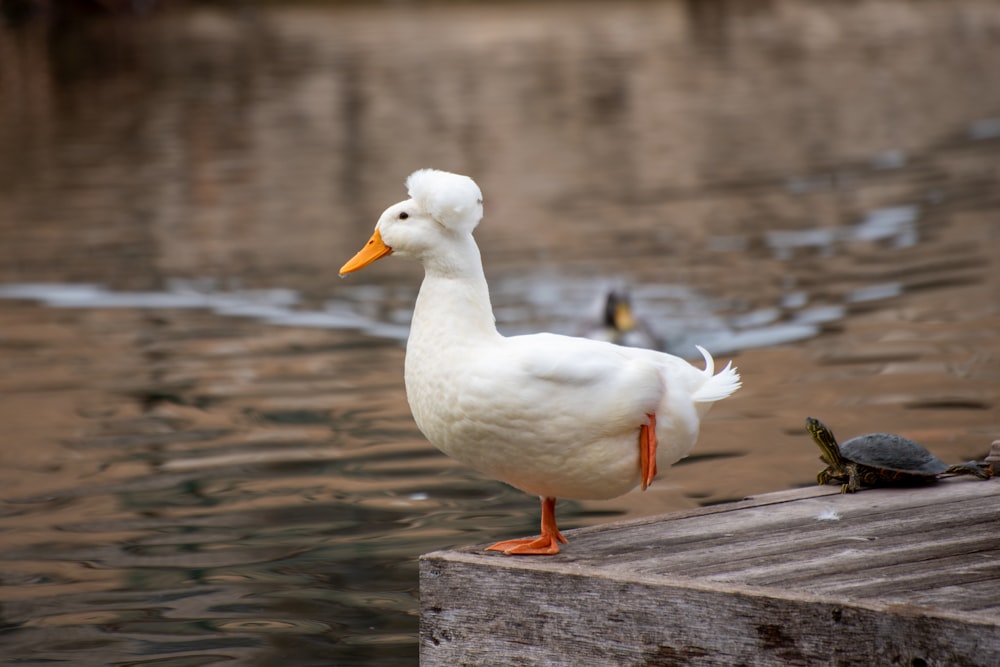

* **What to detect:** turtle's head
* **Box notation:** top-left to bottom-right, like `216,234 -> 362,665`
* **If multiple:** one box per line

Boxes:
805,417 -> 827,440
806,417 -> 846,469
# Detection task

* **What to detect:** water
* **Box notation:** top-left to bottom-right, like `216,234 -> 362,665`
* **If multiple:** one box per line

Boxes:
1,1 -> 999,664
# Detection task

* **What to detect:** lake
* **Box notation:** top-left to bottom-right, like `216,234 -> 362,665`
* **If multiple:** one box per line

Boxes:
0,1 -> 998,664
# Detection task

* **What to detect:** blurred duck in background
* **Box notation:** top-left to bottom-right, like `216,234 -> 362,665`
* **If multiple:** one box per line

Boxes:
582,284 -> 665,350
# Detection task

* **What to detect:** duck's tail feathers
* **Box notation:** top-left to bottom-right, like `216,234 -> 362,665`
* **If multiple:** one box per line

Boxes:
692,345 -> 742,403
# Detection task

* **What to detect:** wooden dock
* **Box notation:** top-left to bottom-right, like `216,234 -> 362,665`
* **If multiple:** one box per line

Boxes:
419,478 -> 1000,666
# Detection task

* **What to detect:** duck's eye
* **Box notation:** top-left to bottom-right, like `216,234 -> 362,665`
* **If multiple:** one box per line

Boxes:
398,212 -> 409,220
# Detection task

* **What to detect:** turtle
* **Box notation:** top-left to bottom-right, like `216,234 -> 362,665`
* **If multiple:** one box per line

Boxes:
805,417 -> 992,494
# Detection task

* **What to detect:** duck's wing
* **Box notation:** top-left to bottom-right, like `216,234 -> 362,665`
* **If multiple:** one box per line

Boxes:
490,333 -> 664,425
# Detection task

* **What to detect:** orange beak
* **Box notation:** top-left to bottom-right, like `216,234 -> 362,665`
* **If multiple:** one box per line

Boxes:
339,228 -> 393,276
613,301 -> 636,332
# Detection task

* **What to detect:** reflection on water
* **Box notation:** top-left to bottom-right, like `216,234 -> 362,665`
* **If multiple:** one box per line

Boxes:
0,188 -> 956,356
1,1 -> 999,664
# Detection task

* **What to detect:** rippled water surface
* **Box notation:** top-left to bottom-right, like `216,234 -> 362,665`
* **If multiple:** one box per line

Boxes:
1,1 -> 999,664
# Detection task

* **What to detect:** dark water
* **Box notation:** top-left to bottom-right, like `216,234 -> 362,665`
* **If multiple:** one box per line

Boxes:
1,1 -> 999,664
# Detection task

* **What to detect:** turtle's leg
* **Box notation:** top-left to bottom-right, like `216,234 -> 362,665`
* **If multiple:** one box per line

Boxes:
818,466 -> 846,487
944,461 -> 993,480
842,464 -> 862,493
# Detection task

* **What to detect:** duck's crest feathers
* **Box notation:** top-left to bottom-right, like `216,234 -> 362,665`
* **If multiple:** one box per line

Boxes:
406,169 -> 483,233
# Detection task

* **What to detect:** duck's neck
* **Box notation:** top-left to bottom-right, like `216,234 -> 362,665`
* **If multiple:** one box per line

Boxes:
409,234 -> 500,345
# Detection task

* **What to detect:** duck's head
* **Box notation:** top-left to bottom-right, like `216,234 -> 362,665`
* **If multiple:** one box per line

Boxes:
603,287 -> 637,332
340,169 -> 483,276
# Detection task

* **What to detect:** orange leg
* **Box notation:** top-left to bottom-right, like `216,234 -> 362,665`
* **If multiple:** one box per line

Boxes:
640,412 -> 658,490
485,496 -> 566,555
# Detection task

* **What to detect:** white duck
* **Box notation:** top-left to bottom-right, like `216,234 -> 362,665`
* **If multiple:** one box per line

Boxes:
340,169 -> 741,555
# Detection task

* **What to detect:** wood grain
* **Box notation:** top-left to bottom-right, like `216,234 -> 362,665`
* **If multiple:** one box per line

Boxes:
421,479 -> 1000,666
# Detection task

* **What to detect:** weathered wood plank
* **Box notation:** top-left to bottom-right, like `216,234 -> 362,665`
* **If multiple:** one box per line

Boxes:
632,506 -> 998,579
420,479 -> 1000,666
420,555 -> 999,666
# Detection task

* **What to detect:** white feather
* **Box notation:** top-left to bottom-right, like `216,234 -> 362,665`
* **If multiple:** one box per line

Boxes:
354,169 -> 741,502
406,168 -> 483,233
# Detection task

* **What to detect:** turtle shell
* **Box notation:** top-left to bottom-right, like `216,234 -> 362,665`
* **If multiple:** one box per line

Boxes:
839,433 -> 948,475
